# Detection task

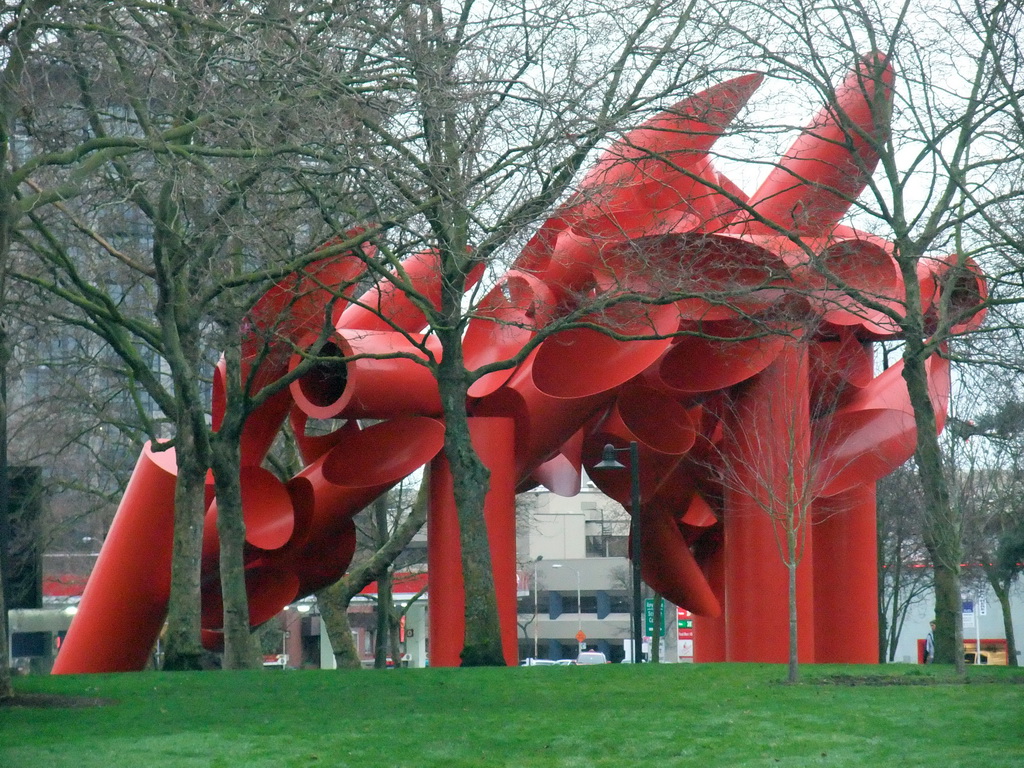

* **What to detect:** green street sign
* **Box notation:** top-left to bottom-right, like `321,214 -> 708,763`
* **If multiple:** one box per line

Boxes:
645,598 -> 655,635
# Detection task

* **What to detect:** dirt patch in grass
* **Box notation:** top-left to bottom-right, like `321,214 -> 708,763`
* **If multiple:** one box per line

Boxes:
1,692 -> 116,709
819,674 -> 939,686
818,673 -> 1024,687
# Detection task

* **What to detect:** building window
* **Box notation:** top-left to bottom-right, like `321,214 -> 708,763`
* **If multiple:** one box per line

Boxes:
585,512 -> 629,558
606,593 -> 632,613
518,594 -> 552,614
586,531 -> 628,558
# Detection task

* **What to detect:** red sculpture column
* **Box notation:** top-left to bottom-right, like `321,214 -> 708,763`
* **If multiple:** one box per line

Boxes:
53,444 -> 178,673
428,417 -> 518,666
723,342 -> 817,662
813,483 -> 879,662
693,533 -> 727,662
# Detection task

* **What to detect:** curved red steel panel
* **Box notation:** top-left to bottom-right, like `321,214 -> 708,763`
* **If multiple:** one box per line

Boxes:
464,270 -> 558,398
530,303 -> 681,400
202,466 -> 295,558
337,250 -> 486,333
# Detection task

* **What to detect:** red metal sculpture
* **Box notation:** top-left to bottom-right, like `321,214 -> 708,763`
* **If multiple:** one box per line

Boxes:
54,53 -> 985,673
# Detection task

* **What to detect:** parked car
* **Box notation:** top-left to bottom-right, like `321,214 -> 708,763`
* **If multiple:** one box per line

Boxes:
520,658 -> 558,666
576,651 -> 609,665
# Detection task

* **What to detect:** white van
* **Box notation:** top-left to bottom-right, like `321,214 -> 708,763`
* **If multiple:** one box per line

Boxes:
576,651 -> 608,665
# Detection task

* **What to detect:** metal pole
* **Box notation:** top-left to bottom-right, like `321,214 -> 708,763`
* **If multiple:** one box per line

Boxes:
533,560 -> 540,659
282,626 -> 289,666
630,440 -> 642,664
975,589 -> 982,665
575,569 -> 582,635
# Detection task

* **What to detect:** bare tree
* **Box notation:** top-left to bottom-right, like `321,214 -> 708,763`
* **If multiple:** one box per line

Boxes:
0,0 -> 63,694
949,387 -> 1024,667
279,0 -> 743,665
316,481 -> 428,669
876,462 -> 932,662
0,563 -> 9,700
702,0 -> 1024,670
8,3 -> 386,669
709,321 -> 854,682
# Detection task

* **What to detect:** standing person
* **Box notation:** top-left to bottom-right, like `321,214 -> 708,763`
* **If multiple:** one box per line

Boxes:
924,621 -> 936,664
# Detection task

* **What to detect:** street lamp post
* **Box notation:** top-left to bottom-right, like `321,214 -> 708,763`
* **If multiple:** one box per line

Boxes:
533,555 -> 543,659
594,441 -> 643,664
283,601 -> 313,668
553,563 -> 582,652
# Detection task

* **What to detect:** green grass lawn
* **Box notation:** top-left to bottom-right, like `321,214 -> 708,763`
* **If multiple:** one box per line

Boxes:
3,663 -> 1022,767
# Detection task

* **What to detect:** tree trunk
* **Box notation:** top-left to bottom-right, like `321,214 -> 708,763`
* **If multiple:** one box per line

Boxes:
154,186 -> 212,671
927,561 -> 964,671
436,332 -> 504,666
0,327 -> 11,697
211,429 -> 260,670
899,278 -> 965,674
161,439 -> 208,671
374,569 -> 393,669
373,496 -> 392,668
993,583 -> 1018,667
316,585 -> 362,669
787,559 -> 799,684
207,329 -> 260,671
161,375 -> 212,670
315,483 -> 430,670
0,560 -> 11,700
0,45 -> 23,696
878,530 -> 888,663
883,566 -> 911,663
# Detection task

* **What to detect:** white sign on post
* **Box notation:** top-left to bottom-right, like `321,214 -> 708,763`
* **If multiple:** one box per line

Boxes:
962,600 -> 975,629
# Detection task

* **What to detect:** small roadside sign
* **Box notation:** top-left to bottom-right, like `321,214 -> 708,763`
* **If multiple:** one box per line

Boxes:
677,607 -> 694,662
963,600 -> 975,629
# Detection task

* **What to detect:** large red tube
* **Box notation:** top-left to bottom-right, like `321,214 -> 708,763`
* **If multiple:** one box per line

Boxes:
692,526 -> 727,662
741,53 -> 894,236
283,416 -> 446,552
201,466 -> 295,562
639,503 -> 722,617
473,353 -> 613,480
241,241 -> 371,391
464,270 -> 559,398
53,444 -> 178,674
513,74 -> 764,287
722,343 -> 816,662
289,330 -> 442,420
813,484 -> 879,663
530,303 -> 681,400
584,388 -> 696,504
